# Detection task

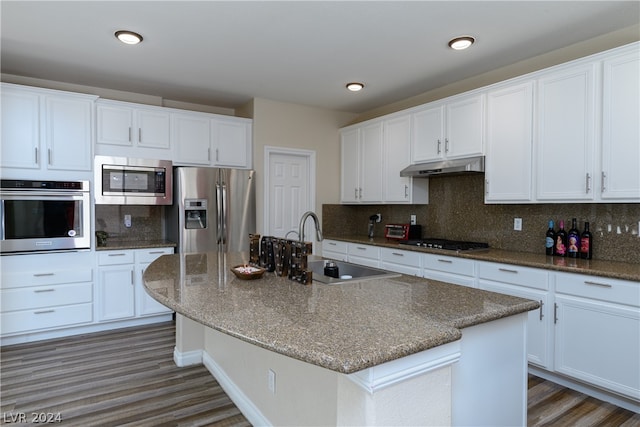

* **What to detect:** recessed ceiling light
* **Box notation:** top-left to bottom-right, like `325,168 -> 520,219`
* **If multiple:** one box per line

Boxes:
115,30 -> 143,45
346,82 -> 364,92
448,36 -> 475,50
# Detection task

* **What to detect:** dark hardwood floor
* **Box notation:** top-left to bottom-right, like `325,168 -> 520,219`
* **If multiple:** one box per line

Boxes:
1,321 -> 638,426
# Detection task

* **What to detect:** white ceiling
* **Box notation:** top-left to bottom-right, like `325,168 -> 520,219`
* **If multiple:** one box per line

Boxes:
1,1 -> 638,113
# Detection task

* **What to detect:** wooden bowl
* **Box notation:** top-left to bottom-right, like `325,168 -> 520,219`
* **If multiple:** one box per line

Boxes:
231,265 -> 266,280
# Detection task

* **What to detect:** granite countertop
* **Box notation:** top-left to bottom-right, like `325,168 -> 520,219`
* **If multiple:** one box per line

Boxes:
96,239 -> 177,251
328,235 -> 640,282
143,251 -> 539,374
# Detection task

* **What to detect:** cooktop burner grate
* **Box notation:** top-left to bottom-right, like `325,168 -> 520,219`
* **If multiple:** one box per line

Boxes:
399,238 -> 489,251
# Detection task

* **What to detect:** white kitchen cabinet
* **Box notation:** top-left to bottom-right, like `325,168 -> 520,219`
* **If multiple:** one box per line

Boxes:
477,262 -> 552,368
536,62 -> 598,201
97,248 -> 174,322
411,92 -> 484,163
1,83 -> 95,175
340,121 -> 384,203
0,252 -> 94,337
212,117 -> 252,168
383,115 -> 429,204
171,112 -> 212,166
485,81 -> 534,203
601,48 -> 640,201
422,253 -> 476,288
553,272 -> 639,400
380,247 -> 421,276
96,99 -> 171,159
321,239 -> 348,261
347,242 -> 380,268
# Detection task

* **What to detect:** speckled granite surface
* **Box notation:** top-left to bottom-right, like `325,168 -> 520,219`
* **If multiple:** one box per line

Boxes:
95,239 -> 177,251
143,252 -> 539,374
327,235 -> 640,282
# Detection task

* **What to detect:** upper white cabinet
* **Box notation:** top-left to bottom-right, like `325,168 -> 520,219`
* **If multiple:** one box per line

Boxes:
485,81 -> 534,203
340,121 -> 384,203
212,117 -> 252,168
536,62 -> 598,201
1,83 -> 96,175
411,92 -> 484,163
600,49 -> 640,200
96,99 -> 171,159
171,111 -> 212,166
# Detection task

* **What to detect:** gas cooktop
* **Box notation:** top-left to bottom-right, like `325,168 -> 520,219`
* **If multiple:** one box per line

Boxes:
399,238 -> 489,251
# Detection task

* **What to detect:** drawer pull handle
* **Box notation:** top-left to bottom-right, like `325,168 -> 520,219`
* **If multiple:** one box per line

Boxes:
34,289 -> 55,293
148,251 -> 165,254
108,253 -> 127,257
498,268 -> 519,274
356,246 -> 366,250
437,259 -> 453,264
328,242 -> 337,246
539,300 -> 544,321
34,310 -> 55,315
584,280 -> 612,288
391,252 -> 404,257
33,273 -> 54,277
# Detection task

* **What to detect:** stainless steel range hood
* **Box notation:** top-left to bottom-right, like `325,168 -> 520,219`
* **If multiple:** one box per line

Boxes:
400,156 -> 485,178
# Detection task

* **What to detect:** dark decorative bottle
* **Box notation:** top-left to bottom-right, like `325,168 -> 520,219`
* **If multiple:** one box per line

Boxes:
567,218 -> 580,258
545,220 -> 555,256
580,222 -> 593,260
555,220 -> 567,257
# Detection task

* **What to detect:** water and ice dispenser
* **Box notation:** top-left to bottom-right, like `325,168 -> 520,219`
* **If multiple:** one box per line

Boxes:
184,199 -> 207,229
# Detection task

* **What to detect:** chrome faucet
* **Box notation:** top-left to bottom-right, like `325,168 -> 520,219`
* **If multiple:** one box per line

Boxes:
298,211 -> 323,242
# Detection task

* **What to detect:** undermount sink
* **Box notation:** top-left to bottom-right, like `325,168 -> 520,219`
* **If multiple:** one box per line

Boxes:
308,259 -> 401,284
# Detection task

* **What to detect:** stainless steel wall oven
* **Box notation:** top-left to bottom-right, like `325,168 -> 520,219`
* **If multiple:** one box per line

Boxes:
0,179 -> 90,254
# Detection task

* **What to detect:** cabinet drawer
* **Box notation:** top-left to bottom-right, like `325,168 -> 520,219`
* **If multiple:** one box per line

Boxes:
554,272 -> 639,307
380,248 -> 421,267
136,248 -> 173,264
423,254 -> 475,277
347,243 -> 380,260
322,240 -> 348,255
477,262 -> 548,290
98,251 -> 135,266
1,303 -> 93,335
1,268 -> 92,289
1,282 -> 93,312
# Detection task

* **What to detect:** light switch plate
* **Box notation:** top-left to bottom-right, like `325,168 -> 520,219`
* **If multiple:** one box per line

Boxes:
514,218 -> 522,231
124,214 -> 132,228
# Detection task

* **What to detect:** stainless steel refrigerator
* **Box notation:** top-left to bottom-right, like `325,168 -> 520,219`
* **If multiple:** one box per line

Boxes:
167,167 -> 256,254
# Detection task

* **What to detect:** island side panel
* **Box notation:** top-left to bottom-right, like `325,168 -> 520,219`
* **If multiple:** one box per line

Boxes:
173,313 -> 205,366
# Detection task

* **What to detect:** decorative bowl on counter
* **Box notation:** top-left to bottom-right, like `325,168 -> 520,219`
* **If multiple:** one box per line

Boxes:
231,265 -> 266,280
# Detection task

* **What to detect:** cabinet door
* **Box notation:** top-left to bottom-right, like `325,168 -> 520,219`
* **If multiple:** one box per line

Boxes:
359,122 -> 383,202
137,109 -> 170,149
480,280 -> 551,368
536,64 -> 597,201
601,50 -> 640,200
136,248 -> 173,316
411,105 -> 444,162
384,115 -> 413,202
1,87 -> 40,169
554,295 -> 640,399
96,103 -> 134,146
213,119 -> 251,168
485,82 -> 534,202
340,128 -> 360,203
172,113 -> 212,165
97,265 -> 135,321
446,94 -> 484,159
44,95 -> 94,171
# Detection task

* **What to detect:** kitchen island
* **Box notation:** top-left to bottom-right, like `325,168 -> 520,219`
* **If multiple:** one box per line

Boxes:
143,251 -> 540,426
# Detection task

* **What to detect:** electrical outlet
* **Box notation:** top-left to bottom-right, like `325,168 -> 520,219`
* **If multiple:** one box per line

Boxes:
514,217 -> 522,231
267,369 -> 276,394
124,214 -> 132,228
410,214 -> 417,225
375,214 -> 381,223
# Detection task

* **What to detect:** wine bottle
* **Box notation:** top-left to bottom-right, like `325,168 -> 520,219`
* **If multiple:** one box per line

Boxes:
555,220 -> 567,257
567,218 -> 580,258
545,220 -> 555,256
580,221 -> 593,260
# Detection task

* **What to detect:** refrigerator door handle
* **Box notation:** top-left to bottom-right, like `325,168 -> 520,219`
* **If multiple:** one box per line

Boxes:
216,181 -> 223,244
221,181 -> 228,245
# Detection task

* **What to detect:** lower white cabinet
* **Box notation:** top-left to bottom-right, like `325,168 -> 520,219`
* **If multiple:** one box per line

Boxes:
422,253 -> 476,287
97,248 -> 173,322
553,272 -> 640,400
321,239 -> 348,261
347,243 -> 380,268
380,247 -> 421,276
477,262 -> 552,368
0,252 -> 94,336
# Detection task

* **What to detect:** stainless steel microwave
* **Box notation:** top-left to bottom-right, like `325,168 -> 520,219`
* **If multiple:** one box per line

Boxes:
95,156 -> 173,205
0,179 -> 91,254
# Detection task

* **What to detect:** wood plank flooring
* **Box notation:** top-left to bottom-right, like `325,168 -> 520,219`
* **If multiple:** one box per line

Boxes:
1,321 -> 638,426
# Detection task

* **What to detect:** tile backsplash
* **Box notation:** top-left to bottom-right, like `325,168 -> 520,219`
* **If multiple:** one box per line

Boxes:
323,175 -> 640,264
95,205 -> 165,243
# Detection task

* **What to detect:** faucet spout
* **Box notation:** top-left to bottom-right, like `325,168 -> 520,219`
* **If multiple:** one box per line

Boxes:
298,211 -> 323,242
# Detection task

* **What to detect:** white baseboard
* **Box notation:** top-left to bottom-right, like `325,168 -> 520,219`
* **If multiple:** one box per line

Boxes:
173,347 -> 203,367
202,351 -> 271,427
